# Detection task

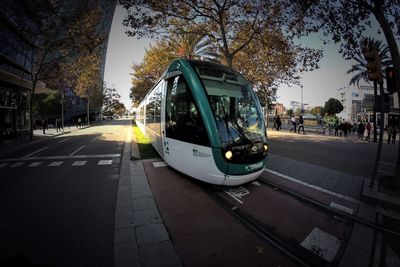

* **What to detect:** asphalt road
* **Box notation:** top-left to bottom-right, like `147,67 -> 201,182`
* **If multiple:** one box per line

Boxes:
0,119 -> 130,266
267,130 -> 397,178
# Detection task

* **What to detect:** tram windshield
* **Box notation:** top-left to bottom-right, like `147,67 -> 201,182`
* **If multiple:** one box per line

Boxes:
191,62 -> 266,147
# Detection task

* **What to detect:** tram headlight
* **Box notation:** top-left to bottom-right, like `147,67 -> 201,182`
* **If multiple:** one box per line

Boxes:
263,144 -> 269,152
225,150 -> 233,160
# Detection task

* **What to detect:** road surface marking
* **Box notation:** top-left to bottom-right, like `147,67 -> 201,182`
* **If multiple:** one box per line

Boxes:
153,162 -> 167,167
68,145 -> 86,157
98,160 -> 113,165
0,154 -> 121,162
58,138 -> 71,143
223,189 -> 243,204
28,162 -> 42,167
0,163 -> 8,167
300,227 -> 341,262
90,136 -> 100,142
72,161 -> 87,166
223,187 -> 250,204
48,161 -> 63,167
329,202 -> 354,215
23,146 -> 49,158
264,168 -> 360,204
10,162 -> 24,167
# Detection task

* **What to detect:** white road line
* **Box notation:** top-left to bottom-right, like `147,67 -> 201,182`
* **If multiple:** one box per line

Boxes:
48,161 -> 63,167
98,160 -> 113,165
223,189 -> 244,204
264,168 -> 360,204
153,162 -> 167,167
10,162 -> 24,167
90,136 -> 100,142
68,145 -> 86,157
0,163 -> 8,167
0,154 -> 121,162
28,162 -> 42,167
72,161 -> 87,166
23,146 -> 49,158
329,202 -> 354,215
58,138 -> 71,143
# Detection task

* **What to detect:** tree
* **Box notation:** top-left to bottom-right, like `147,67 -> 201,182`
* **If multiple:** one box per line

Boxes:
130,40 -> 176,105
62,7 -> 108,125
323,98 -> 343,115
346,37 -> 391,87
13,0 -> 106,138
234,27 -> 322,110
121,0 -> 305,68
286,109 -> 293,117
174,32 -> 220,61
32,92 -> 62,119
310,106 -> 325,116
103,84 -> 124,116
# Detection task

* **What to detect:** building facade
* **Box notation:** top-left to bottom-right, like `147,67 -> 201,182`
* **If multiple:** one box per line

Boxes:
0,3 -> 36,141
337,85 -> 399,127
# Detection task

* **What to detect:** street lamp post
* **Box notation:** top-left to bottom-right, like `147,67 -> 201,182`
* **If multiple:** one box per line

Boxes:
301,85 -> 304,114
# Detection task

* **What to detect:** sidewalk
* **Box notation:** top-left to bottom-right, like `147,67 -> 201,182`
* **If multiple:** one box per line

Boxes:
114,121 -> 182,267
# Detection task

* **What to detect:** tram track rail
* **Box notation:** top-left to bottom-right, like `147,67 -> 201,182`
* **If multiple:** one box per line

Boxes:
257,176 -> 400,239
202,185 -> 325,267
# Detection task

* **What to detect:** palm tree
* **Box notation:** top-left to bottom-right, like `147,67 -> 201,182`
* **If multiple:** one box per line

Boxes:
174,33 -> 220,61
346,37 -> 392,87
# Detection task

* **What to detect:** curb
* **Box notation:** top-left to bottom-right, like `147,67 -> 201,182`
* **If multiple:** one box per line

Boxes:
362,179 -> 400,210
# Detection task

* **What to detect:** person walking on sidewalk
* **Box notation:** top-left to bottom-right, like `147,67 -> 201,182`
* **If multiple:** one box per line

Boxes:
365,122 -> 371,141
289,116 -> 297,133
77,117 -> 82,128
276,115 -> 282,131
42,119 -> 47,134
57,118 -> 62,132
392,125 -> 397,144
297,115 -> 305,134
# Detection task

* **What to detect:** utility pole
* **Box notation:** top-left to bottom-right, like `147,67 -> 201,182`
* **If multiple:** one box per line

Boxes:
301,85 -> 304,114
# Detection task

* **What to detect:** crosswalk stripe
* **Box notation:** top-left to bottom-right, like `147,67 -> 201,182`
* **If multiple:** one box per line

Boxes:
98,160 -> 113,165
0,163 -> 8,167
10,162 -> 24,167
72,161 -> 87,166
28,162 -> 42,167
49,161 -> 63,167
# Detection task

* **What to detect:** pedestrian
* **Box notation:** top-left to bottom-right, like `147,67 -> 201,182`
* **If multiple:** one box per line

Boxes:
357,121 -> 365,140
298,115 -> 305,134
42,119 -> 47,134
392,126 -> 397,144
289,116 -> 297,133
55,118 -> 59,132
366,122 -> 371,141
77,117 -> 82,128
276,115 -> 282,131
387,125 -> 393,144
57,118 -> 62,132
334,119 -> 339,136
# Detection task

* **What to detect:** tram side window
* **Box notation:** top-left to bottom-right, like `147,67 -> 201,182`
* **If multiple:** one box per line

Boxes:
165,75 -> 210,146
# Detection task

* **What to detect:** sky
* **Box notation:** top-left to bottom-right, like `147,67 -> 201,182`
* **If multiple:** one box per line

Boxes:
104,5 -> 370,111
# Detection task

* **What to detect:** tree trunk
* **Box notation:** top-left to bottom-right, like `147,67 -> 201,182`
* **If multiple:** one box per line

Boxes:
373,6 -> 400,188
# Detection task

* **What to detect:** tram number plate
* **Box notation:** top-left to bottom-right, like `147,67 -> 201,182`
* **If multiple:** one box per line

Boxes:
245,162 -> 263,172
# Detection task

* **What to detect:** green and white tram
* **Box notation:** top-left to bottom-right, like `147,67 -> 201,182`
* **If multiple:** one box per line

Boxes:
136,59 -> 268,185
